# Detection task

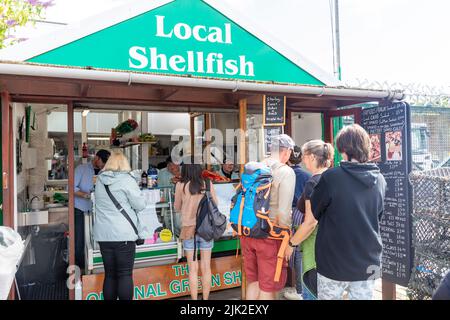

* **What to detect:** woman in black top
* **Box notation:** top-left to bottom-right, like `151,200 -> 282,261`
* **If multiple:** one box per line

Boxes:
285,140 -> 334,300
311,124 -> 386,300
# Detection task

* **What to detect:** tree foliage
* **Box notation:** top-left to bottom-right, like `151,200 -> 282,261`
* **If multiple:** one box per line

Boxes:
0,0 -> 54,49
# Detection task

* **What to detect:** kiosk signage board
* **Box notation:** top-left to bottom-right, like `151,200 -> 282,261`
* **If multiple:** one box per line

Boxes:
82,255 -> 241,300
361,102 -> 413,286
263,95 -> 286,126
264,126 -> 284,156
25,0 -> 325,86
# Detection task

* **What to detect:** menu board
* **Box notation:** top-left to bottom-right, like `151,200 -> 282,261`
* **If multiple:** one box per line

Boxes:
361,102 -> 413,286
263,95 -> 286,126
264,126 -> 284,156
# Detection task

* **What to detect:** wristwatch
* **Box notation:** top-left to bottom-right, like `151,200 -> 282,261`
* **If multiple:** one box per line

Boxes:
289,240 -> 298,248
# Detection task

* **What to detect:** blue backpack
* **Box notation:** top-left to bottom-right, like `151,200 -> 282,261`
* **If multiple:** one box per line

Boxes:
230,161 -> 292,282
230,162 -> 273,238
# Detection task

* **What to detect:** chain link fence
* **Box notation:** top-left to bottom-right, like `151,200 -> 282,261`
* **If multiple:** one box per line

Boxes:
407,168 -> 450,299
410,106 -> 450,171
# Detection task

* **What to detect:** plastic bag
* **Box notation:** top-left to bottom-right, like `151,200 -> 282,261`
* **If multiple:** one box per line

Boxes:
0,227 -> 25,300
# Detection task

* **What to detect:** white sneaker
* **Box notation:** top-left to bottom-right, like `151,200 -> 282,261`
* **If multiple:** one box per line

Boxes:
284,288 -> 303,300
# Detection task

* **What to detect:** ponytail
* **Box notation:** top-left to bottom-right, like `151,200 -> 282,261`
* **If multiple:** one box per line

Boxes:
302,140 -> 335,168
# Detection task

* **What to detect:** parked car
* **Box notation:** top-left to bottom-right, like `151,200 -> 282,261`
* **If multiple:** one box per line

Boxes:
437,155 -> 450,168
411,123 -> 433,171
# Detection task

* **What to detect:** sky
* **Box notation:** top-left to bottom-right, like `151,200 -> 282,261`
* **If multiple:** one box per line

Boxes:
9,0 -> 450,90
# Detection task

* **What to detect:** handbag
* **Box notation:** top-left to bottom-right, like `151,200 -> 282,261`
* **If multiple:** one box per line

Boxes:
193,180 -> 227,260
104,184 -> 145,246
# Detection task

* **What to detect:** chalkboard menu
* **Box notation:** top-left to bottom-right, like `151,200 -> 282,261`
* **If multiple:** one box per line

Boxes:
263,95 -> 286,126
361,102 -> 413,286
264,126 -> 284,156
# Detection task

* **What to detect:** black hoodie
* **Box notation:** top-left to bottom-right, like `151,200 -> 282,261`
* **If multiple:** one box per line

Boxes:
310,161 -> 387,282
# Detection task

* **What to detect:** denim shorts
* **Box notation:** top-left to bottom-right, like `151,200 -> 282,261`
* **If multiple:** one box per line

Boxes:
183,236 -> 214,251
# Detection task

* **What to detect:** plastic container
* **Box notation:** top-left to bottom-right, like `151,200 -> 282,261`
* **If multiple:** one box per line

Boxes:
147,166 -> 158,188
0,227 -> 25,300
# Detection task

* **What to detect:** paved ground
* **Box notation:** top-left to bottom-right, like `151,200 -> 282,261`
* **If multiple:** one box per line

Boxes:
176,279 -> 409,300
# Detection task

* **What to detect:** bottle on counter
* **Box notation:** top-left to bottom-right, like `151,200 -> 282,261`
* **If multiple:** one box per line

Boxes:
147,165 -> 158,188
141,170 -> 148,189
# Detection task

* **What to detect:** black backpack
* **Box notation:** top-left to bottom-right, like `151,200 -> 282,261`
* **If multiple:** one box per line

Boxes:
193,180 -> 227,259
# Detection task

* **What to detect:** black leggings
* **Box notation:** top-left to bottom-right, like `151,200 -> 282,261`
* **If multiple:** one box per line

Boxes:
99,241 -> 136,300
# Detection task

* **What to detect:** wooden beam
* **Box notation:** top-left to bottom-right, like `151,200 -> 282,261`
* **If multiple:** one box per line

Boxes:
79,84 -> 91,97
158,88 -> 179,100
382,280 -> 396,300
67,102 -> 76,301
10,95 -> 237,109
326,107 -> 363,118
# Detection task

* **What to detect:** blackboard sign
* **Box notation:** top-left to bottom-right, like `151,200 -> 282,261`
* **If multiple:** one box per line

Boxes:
361,102 -> 413,287
263,95 -> 286,126
264,126 -> 284,156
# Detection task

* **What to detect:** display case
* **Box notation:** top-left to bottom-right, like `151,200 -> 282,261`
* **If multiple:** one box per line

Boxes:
85,186 -> 181,274
84,182 -> 240,274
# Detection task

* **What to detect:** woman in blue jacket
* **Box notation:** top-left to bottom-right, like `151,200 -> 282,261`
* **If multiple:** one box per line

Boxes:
94,151 -> 146,300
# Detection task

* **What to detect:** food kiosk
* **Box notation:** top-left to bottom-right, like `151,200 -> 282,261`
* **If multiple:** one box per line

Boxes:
0,0 -> 406,300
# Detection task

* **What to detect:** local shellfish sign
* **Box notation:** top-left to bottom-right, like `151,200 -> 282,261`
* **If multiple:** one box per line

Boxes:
26,0 -> 324,86
129,15 -> 254,76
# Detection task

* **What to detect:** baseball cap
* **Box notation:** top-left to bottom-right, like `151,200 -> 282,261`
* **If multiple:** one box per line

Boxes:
271,134 -> 295,150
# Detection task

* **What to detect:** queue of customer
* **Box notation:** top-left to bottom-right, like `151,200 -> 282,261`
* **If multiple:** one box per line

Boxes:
282,124 -> 386,300
239,125 -> 387,301
78,123 -> 387,301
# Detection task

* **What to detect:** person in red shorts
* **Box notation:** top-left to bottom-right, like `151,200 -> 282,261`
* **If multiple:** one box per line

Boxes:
241,134 -> 296,300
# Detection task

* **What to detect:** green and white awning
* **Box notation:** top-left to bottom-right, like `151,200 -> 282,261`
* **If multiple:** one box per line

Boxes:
0,0 -> 336,86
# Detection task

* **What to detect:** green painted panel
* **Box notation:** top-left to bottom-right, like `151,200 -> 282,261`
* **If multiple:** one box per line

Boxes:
212,238 -> 239,253
27,0 -> 323,86
333,116 -> 344,165
93,239 -> 238,264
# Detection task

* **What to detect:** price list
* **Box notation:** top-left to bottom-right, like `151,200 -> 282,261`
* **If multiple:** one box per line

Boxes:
361,102 -> 413,286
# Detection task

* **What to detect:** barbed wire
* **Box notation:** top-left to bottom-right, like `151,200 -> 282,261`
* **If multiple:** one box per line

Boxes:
344,78 -> 450,107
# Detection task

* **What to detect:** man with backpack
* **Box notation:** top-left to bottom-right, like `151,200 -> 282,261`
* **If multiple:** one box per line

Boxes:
234,134 -> 296,300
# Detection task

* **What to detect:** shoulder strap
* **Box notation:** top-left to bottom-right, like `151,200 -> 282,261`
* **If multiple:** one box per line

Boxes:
104,184 -> 139,236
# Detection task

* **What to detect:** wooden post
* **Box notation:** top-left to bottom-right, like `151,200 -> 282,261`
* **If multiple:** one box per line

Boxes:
1,91 -> 12,229
285,108 -> 292,137
238,98 -> 247,300
141,111 -> 149,171
190,115 -> 195,158
238,99 -> 247,174
67,102 -> 76,300
323,111 -> 333,144
205,113 -> 211,170
2,91 -> 16,300
382,279 -> 396,300
81,111 -> 87,165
